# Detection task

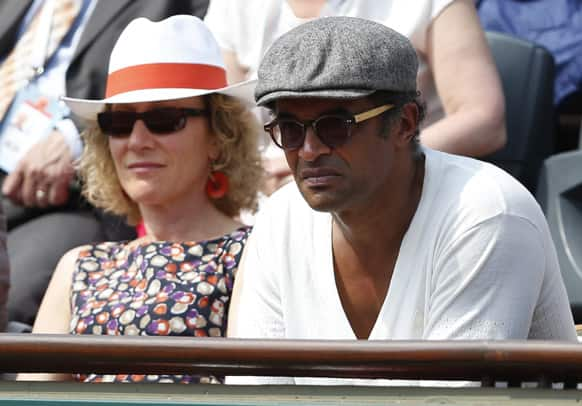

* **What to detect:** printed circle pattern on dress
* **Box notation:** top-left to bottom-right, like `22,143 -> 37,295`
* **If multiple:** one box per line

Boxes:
70,226 -> 251,384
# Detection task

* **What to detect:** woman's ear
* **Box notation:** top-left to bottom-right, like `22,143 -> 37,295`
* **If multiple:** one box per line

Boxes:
208,134 -> 221,162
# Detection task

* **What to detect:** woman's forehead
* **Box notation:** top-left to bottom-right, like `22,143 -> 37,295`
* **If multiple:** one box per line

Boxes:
111,96 -> 206,111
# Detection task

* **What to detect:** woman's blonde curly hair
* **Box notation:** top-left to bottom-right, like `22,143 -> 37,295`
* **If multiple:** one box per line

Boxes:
78,94 -> 264,225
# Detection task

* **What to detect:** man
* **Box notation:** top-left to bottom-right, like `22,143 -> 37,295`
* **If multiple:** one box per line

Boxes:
0,0 -> 208,327
227,16 -> 577,385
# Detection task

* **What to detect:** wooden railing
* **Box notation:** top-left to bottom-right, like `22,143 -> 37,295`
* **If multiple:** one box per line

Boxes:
1,334 -> 582,385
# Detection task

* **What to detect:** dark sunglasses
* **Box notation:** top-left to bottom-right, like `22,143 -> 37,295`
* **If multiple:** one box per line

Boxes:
97,108 -> 209,137
264,104 -> 394,150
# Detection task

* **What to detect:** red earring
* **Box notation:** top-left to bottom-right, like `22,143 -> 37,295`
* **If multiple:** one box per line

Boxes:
206,171 -> 229,199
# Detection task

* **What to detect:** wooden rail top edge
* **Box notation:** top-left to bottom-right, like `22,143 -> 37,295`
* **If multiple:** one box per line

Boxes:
1,335 -> 581,380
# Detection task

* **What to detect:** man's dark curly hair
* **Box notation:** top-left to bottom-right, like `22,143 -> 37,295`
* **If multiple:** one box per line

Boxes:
369,90 -> 426,144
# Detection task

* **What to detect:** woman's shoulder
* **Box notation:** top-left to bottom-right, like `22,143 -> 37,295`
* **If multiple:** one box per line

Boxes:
74,241 -> 131,259
222,225 -> 253,243
133,226 -> 252,249
67,241 -> 136,274
53,242 -> 126,287
117,226 -> 252,260
182,225 -> 252,256
217,225 -> 253,255
180,226 -> 252,272
71,227 -> 253,264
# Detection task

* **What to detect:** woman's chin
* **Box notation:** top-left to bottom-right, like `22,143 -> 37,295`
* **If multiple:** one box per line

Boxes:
126,189 -> 161,205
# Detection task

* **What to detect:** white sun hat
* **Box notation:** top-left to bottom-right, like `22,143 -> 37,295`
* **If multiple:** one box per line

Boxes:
62,15 -> 255,121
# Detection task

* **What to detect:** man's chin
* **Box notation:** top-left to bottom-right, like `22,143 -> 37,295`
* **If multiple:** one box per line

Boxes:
299,187 -> 343,213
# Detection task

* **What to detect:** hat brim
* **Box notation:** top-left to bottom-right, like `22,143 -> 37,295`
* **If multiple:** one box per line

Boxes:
256,88 -> 376,107
62,79 -> 257,121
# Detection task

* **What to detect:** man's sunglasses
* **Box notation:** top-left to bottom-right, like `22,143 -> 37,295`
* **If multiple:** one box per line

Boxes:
97,108 -> 209,137
264,104 -> 394,150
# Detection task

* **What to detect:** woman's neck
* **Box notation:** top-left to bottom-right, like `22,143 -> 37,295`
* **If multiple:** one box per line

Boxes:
138,195 -> 241,242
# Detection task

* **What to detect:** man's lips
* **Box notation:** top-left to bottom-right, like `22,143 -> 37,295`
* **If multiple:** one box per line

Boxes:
299,167 -> 341,186
300,167 -> 340,179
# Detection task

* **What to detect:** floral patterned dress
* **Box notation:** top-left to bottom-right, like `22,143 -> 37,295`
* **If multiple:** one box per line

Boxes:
69,226 -> 251,383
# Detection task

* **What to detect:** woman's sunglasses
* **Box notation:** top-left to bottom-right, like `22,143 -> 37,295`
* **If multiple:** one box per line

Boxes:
97,108 -> 209,137
264,104 -> 394,150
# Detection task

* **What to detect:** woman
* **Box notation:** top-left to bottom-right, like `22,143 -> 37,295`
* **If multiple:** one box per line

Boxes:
22,15 -> 263,383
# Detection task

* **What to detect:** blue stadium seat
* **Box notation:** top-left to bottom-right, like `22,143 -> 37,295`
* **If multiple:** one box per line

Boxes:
483,31 -> 555,194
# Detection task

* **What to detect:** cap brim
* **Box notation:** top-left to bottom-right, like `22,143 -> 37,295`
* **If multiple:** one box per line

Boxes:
62,79 -> 257,121
256,88 -> 375,107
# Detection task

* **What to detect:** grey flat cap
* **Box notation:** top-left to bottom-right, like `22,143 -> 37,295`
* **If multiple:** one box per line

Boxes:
255,16 -> 419,106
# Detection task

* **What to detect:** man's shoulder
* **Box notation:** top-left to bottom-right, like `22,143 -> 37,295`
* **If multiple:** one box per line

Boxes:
425,149 -> 545,225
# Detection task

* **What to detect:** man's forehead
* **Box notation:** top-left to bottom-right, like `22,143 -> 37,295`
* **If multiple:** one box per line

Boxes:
275,97 -> 370,115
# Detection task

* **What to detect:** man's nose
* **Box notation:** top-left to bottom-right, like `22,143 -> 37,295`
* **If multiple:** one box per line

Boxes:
297,126 -> 331,161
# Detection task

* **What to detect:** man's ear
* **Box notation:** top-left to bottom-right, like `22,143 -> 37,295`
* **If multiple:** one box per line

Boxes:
395,102 -> 419,147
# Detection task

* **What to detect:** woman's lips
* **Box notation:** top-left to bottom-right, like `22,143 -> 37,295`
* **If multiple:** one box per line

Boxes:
127,162 -> 165,173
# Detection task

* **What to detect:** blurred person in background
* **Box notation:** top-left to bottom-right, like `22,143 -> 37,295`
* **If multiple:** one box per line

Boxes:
476,0 -> 582,152
0,0 -> 208,329
205,0 -> 506,193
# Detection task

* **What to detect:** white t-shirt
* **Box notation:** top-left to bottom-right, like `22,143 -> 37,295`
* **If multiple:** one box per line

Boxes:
205,0 -> 454,125
227,148 -> 577,385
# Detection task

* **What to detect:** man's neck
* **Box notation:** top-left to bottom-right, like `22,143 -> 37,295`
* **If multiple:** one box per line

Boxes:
332,151 -> 425,263
330,151 -> 425,339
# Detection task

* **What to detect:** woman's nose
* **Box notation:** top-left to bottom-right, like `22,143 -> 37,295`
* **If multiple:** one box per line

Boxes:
127,119 -> 155,149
